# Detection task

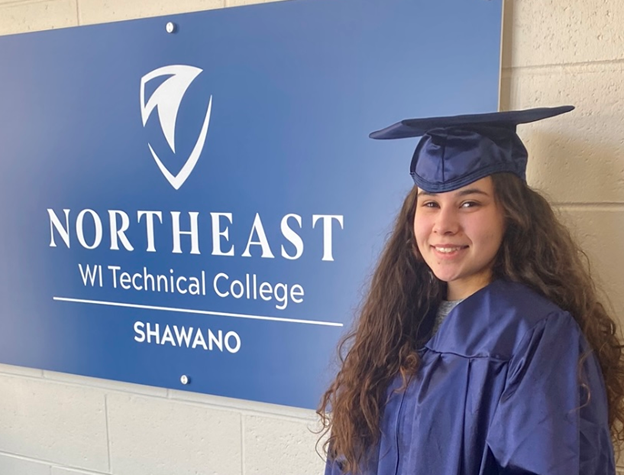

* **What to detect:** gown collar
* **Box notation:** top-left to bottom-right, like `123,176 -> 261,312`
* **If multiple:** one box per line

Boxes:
422,279 -> 562,359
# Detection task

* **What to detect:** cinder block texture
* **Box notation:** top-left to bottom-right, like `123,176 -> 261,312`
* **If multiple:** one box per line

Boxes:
502,0 -> 624,68
77,0 -> 224,25
558,207 -> 624,320
0,453 -> 50,475
0,0 -> 77,36
502,64 -> 624,203
243,415 -> 324,475
0,375 -> 109,471
107,393 -> 242,475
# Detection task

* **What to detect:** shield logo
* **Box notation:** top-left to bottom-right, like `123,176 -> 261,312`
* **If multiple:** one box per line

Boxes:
140,65 -> 213,190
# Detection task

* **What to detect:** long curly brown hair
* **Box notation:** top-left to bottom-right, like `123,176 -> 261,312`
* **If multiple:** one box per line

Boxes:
317,173 -> 624,474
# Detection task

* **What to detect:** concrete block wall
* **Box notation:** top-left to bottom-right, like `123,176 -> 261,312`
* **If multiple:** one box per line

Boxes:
1,0 -> 623,473
0,363 -> 322,474
500,0 -> 624,322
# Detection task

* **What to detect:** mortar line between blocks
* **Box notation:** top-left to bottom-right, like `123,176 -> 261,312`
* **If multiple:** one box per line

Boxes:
555,202 -> 624,211
0,450 -> 49,465
0,0 -> 52,8
502,57 -> 624,74
0,366 -> 43,378
155,389 -> 320,421
0,450 -> 110,474
75,0 -> 80,25
104,394 -> 113,473
241,413 -> 246,475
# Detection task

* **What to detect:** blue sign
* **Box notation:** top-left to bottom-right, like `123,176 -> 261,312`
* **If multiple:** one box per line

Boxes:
0,0 -> 501,408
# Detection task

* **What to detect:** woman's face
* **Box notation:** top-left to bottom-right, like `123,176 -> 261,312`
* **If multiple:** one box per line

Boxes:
413,176 -> 505,300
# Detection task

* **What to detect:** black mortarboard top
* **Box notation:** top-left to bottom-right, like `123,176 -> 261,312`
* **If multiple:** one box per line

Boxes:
369,106 -> 574,192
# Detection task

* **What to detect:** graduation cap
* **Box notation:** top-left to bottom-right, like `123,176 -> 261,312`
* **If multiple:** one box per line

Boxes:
369,106 -> 574,192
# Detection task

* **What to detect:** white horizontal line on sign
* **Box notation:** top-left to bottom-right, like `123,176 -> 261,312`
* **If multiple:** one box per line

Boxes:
52,296 -> 344,327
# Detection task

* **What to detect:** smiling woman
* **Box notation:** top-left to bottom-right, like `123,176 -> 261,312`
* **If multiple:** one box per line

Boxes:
318,106 -> 624,475
414,177 -> 505,300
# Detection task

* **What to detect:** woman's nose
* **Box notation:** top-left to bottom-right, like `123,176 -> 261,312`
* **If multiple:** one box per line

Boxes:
433,207 -> 460,235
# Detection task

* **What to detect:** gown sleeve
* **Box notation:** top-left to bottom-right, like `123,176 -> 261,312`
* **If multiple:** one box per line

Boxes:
486,312 -> 615,474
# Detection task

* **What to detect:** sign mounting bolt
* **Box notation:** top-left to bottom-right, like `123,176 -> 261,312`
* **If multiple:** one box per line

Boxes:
166,22 -> 176,34
180,375 -> 190,385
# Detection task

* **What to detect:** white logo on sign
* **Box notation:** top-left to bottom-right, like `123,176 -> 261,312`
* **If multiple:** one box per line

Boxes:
140,65 -> 213,190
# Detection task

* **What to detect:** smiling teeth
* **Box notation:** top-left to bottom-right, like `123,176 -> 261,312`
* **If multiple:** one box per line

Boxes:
435,247 -> 463,253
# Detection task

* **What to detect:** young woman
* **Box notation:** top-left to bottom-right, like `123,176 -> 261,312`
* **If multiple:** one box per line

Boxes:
319,106 -> 624,474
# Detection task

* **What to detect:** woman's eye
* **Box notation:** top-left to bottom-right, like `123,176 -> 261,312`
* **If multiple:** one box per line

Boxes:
460,201 -> 479,208
422,201 -> 438,208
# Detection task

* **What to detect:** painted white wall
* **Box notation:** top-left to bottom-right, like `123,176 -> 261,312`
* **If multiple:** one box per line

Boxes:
1,0 -> 623,473
501,1 -> 624,327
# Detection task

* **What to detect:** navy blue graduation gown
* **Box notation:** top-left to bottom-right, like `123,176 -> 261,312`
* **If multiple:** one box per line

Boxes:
325,280 -> 615,475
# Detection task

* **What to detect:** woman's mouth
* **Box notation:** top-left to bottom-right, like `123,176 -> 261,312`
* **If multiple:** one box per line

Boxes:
433,245 -> 467,254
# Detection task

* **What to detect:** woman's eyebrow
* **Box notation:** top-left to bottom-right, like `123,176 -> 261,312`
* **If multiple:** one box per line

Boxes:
417,188 -> 490,198
457,188 -> 490,197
